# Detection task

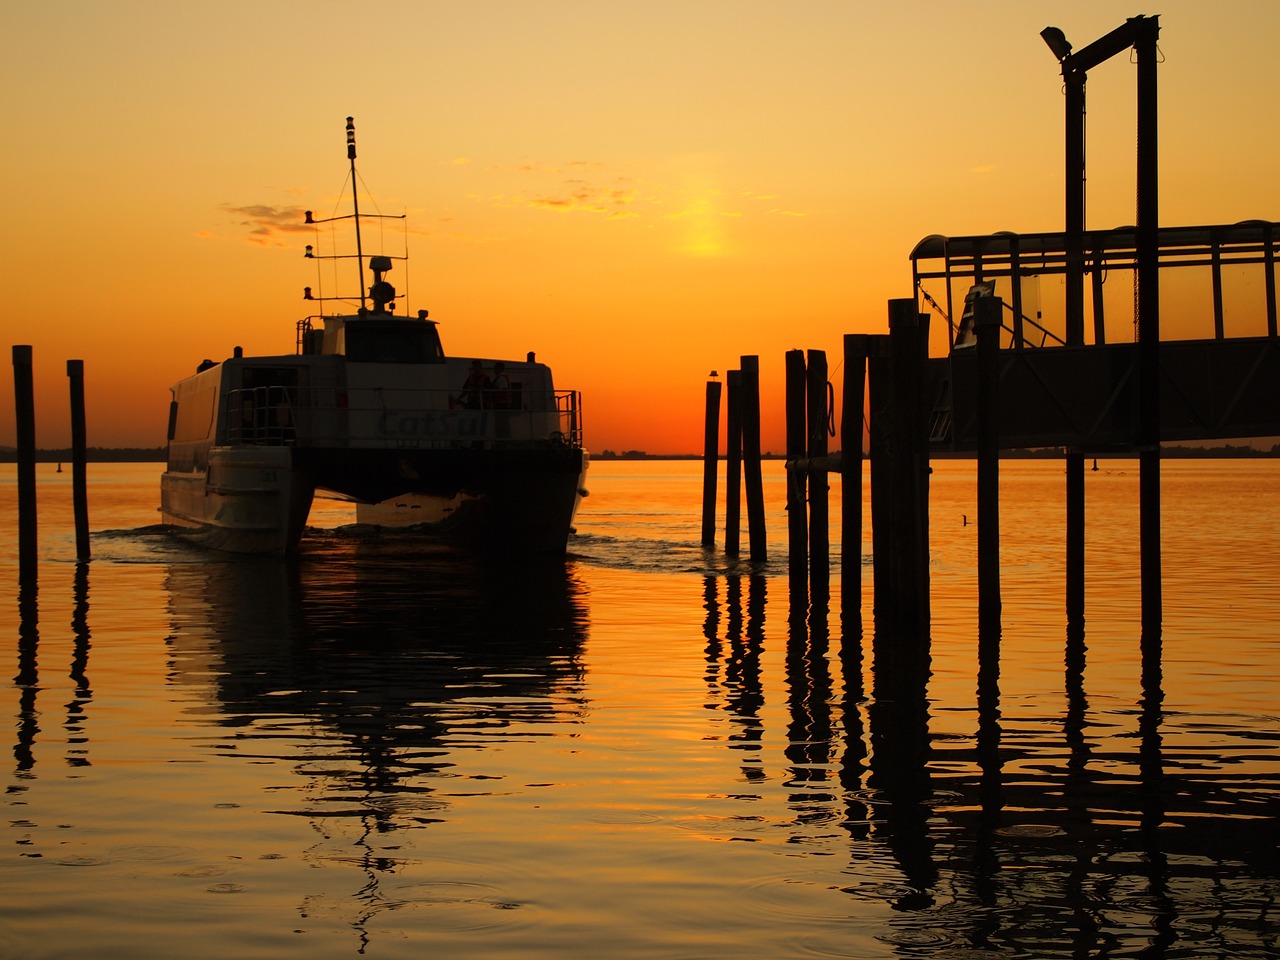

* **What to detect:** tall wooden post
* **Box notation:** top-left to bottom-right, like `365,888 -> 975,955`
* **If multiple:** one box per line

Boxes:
868,335 -> 893,621
841,335 -> 869,622
68,359 -> 91,562
701,377 -> 722,548
1064,65 -> 1087,632
740,355 -> 767,562
974,295 -> 1002,635
1135,18 -> 1162,634
893,303 -> 931,641
872,302 -> 931,640
785,350 -> 808,583
724,370 -> 742,558
13,345 -> 38,582
807,349 -> 830,601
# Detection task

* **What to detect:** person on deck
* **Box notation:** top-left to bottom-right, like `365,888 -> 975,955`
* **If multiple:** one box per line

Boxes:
458,360 -> 489,410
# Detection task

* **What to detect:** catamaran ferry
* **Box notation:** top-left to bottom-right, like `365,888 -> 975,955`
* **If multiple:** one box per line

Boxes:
161,119 -> 587,554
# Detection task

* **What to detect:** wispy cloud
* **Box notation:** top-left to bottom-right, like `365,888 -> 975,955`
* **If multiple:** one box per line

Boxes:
487,160 -> 638,219
522,179 -> 638,218
220,203 -> 313,246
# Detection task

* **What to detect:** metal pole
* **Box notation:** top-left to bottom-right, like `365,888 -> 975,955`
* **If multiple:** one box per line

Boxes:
346,117 -> 367,310
1064,66 -> 1088,633
975,296 -> 1002,635
1135,18 -> 1162,634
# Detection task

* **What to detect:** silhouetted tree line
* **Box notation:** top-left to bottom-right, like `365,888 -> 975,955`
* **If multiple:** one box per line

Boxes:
0,447 -> 167,463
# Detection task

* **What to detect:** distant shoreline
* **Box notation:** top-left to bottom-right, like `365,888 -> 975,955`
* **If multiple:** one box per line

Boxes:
1,444 -> 1276,464
0,447 -> 168,463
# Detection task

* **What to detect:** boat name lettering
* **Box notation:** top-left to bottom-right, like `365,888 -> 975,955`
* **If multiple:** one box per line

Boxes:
377,410 -> 485,438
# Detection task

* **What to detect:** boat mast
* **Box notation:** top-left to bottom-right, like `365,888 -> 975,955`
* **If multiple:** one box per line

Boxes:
347,116 -> 367,311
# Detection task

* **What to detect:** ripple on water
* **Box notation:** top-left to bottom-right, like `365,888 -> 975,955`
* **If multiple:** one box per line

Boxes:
876,927 -> 963,949
993,823 -> 1067,838
301,880 -> 521,932
109,844 -> 196,861
744,874 -> 861,923
175,865 -> 229,878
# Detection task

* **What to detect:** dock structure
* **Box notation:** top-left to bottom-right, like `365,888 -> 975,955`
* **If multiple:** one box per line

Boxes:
708,15 -> 1279,639
768,213 -> 1280,637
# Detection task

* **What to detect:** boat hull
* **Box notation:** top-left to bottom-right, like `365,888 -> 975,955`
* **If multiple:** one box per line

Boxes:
325,446 -> 588,554
161,446 -> 315,554
162,444 -> 587,555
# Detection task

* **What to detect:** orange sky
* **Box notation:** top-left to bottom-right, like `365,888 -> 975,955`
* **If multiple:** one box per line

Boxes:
3,1 -> 1277,455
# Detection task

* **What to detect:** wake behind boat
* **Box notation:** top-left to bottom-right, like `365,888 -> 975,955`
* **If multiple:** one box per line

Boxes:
161,118 -> 588,554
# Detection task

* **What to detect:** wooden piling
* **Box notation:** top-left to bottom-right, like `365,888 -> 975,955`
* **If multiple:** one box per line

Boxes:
67,359 -> 91,562
1066,456 -> 1084,629
1136,20 -> 1162,634
841,335 -> 869,619
974,295 -> 1002,634
807,349 -> 829,600
785,350 -> 808,583
700,377 -> 722,548
889,303 -> 931,640
724,369 -> 742,558
868,336 -> 892,621
740,355 -> 767,562
870,301 -> 931,639
13,345 -> 38,582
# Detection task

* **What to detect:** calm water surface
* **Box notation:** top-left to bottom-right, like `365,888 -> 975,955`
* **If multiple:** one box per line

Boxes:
3,459 -> 1279,958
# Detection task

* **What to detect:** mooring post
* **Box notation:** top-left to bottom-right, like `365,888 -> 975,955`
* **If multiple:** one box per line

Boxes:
891,303 -> 931,640
67,359 -> 91,562
1063,55 -> 1087,633
740,355 -> 767,562
785,350 -> 808,584
871,301 -> 931,640
13,345 -> 38,582
701,376 -> 722,548
974,295 -> 1002,635
724,369 -> 742,558
868,335 -> 893,622
1135,16 -> 1162,635
841,334 -> 869,621
807,349 -> 830,601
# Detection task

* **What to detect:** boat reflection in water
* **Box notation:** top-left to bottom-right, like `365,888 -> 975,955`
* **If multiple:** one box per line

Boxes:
163,532 -> 588,836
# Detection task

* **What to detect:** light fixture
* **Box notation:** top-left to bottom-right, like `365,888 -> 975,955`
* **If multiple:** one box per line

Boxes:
1040,26 -> 1072,62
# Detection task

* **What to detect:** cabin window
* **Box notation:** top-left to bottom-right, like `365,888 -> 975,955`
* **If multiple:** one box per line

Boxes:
344,321 -> 445,363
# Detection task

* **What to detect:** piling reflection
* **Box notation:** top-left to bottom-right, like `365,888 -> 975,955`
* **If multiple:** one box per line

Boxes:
867,622 -> 937,911
66,564 -> 92,768
783,591 -> 834,826
13,579 -> 39,773
702,575 -> 767,783
766,571 -> 1280,954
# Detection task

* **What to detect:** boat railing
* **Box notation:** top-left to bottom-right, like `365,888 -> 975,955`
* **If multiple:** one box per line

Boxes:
224,385 -> 583,451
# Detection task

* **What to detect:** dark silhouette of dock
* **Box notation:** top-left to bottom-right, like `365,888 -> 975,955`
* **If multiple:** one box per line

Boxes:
706,14 -> 1279,642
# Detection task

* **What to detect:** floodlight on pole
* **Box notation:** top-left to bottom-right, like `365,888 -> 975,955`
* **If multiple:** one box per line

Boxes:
1041,26 -> 1073,62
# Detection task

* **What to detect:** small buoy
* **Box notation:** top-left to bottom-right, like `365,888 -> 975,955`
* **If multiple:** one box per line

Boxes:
57,463 -> 63,473
962,514 -> 967,526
